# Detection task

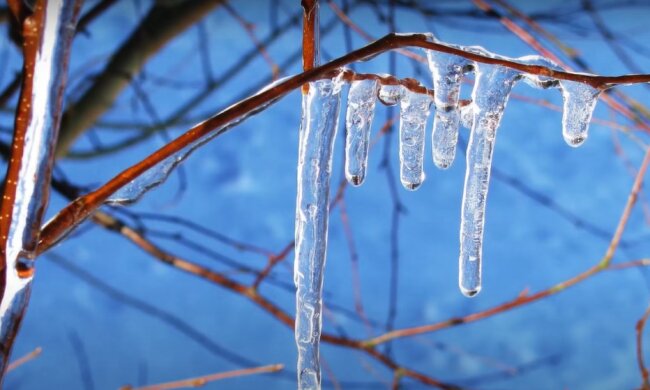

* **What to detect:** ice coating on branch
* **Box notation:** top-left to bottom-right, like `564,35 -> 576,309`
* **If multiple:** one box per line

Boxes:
427,51 -> 470,169
517,55 -> 561,89
0,0 -> 78,372
294,79 -> 342,390
378,84 -> 402,106
459,64 -> 520,297
399,88 -> 432,190
106,84 -> 283,205
560,80 -> 600,147
345,79 -> 379,186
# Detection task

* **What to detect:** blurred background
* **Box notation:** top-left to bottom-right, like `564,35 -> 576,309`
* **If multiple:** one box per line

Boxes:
2,0 -> 650,388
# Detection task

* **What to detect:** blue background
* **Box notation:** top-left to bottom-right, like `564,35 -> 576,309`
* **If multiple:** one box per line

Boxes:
2,0 -> 650,388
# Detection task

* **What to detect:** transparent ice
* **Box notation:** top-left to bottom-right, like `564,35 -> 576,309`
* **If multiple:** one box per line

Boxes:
0,0 -> 77,372
399,88 -> 432,190
294,79 -> 342,390
459,64 -> 521,297
560,80 -> 600,147
427,51 -> 470,169
345,79 -> 379,186
377,84 -> 402,106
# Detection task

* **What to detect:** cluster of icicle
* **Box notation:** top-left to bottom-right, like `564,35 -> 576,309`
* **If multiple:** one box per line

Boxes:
293,35 -> 601,389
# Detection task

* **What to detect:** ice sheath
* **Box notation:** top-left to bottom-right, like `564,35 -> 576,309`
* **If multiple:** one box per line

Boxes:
0,0 -> 81,377
294,79 -> 342,390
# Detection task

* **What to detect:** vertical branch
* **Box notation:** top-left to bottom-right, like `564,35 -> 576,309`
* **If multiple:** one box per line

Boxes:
637,304 -> 650,389
301,0 -> 319,92
0,0 -> 83,378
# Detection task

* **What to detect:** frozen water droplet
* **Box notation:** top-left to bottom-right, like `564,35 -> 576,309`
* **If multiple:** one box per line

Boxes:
560,80 -> 600,147
378,84 -> 402,106
427,50 -> 470,169
399,88 -> 431,190
459,64 -> 521,297
294,79 -> 341,389
345,79 -> 378,186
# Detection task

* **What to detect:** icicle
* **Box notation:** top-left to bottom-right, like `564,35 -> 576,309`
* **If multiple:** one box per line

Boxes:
345,79 -> 379,186
459,64 -> 520,297
377,84 -> 402,106
427,51 -> 470,169
294,78 -> 342,390
399,88 -> 432,190
560,80 -> 600,147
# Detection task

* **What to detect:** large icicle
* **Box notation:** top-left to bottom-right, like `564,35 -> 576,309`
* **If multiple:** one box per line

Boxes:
459,64 -> 520,297
427,51 -> 469,169
399,88 -> 432,190
560,80 -> 601,147
294,78 -> 342,390
345,79 -> 379,186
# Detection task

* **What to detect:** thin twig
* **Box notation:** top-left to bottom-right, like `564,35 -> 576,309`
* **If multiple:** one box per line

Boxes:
121,364 -> 284,390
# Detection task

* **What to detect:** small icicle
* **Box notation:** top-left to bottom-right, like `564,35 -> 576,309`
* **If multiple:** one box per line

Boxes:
294,78 -> 342,390
560,80 -> 600,147
459,64 -> 520,297
345,79 -> 379,186
399,88 -> 432,190
378,84 -> 402,106
427,51 -> 470,169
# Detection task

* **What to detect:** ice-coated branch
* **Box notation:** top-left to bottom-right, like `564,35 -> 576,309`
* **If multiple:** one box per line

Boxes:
0,0 -> 82,378
36,32 -> 650,262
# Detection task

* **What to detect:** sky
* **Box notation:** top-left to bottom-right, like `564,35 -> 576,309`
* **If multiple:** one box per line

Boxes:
2,0 -> 650,389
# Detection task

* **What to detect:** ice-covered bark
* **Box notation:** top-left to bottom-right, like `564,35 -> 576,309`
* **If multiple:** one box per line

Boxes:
399,89 -> 432,190
459,64 -> 520,297
345,79 -> 379,186
294,78 -> 342,390
0,0 -> 82,377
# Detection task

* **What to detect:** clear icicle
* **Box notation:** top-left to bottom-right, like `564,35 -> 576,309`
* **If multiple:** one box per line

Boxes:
427,51 -> 469,169
345,79 -> 379,186
560,80 -> 600,147
294,78 -> 342,390
377,84 -> 402,106
459,64 -> 520,297
399,88 -> 432,190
